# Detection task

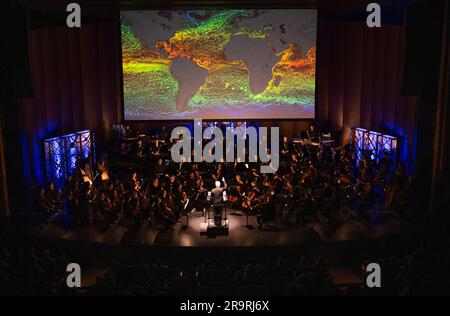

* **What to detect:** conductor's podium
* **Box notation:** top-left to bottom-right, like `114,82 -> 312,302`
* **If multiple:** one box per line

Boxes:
200,202 -> 229,237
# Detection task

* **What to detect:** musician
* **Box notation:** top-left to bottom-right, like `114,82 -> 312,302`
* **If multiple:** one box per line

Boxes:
97,154 -> 109,186
46,182 -> 61,211
130,172 -> 140,192
127,190 -> 141,225
212,163 -> 224,182
216,122 -> 227,135
167,175 -> 178,196
150,176 -> 160,199
359,153 -> 374,181
307,124 -> 319,143
151,141 -> 161,157
262,175 -> 272,190
233,174 -> 248,193
84,162 -> 94,183
194,179 -> 208,213
317,178 -> 340,220
281,135 -> 294,161
155,158 -> 166,176
171,183 -> 183,211
234,159 -> 247,174
297,184 -> 316,225
159,125 -> 169,142
195,173 -> 203,189
241,181 -> 261,212
79,183 -> 93,226
271,173 -> 284,193
321,146 -> 334,166
249,168 -> 261,184
66,190 -> 79,218
125,125 -> 138,138
251,180 -> 261,196
186,172 -> 197,195
332,147 -> 342,168
301,160 -> 316,186
378,152 -> 393,173
35,188 -> 53,216
211,178 -> 227,226
290,153 -> 300,167
178,158 -> 190,174
177,191 -> 192,218
95,191 -> 110,224
135,139 -> 146,158
157,189 -> 176,229
256,191 -> 276,229
385,162 -> 407,211
111,189 -> 123,220
115,180 -> 126,199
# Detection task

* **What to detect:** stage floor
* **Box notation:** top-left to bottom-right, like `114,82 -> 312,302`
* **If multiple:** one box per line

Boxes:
30,210 -> 421,247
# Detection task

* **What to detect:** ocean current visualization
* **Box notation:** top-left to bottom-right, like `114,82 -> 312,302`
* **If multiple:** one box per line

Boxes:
121,10 -> 317,120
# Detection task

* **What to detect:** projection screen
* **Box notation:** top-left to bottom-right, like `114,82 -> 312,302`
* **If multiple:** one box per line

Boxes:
121,9 -> 317,120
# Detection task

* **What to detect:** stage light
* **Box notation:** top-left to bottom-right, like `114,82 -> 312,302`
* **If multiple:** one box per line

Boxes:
350,127 -> 367,164
351,127 -> 398,165
44,138 -> 65,185
43,130 -> 94,189
365,131 -> 382,161
378,134 -> 397,153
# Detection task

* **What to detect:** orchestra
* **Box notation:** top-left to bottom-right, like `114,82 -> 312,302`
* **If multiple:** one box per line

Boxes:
34,127 -> 411,231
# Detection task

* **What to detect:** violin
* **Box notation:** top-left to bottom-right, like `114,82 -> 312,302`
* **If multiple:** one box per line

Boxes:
242,190 -> 257,209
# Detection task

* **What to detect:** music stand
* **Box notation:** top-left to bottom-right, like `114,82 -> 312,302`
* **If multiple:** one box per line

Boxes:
181,198 -> 190,231
241,195 -> 254,230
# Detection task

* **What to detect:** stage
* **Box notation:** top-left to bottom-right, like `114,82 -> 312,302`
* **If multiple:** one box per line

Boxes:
30,210 -> 421,248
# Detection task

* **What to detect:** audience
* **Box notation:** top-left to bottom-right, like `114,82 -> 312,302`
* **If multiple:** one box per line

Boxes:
0,243 -> 70,295
0,236 -> 449,295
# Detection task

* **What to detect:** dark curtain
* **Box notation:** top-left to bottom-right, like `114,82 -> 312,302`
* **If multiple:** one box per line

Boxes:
21,20 -> 418,191
317,21 -> 418,163
0,112 -> 9,215
21,22 -> 122,189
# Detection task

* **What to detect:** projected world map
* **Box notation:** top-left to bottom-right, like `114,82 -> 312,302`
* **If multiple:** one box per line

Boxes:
121,10 -> 317,120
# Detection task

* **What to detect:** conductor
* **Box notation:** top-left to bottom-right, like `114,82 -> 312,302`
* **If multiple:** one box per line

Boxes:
211,177 -> 227,226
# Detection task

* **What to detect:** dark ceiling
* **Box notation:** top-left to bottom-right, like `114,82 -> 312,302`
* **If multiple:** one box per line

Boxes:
14,0 -> 418,11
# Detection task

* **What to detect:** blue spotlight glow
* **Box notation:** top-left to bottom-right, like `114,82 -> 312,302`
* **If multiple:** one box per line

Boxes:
43,130 -> 94,189
351,127 -> 398,166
